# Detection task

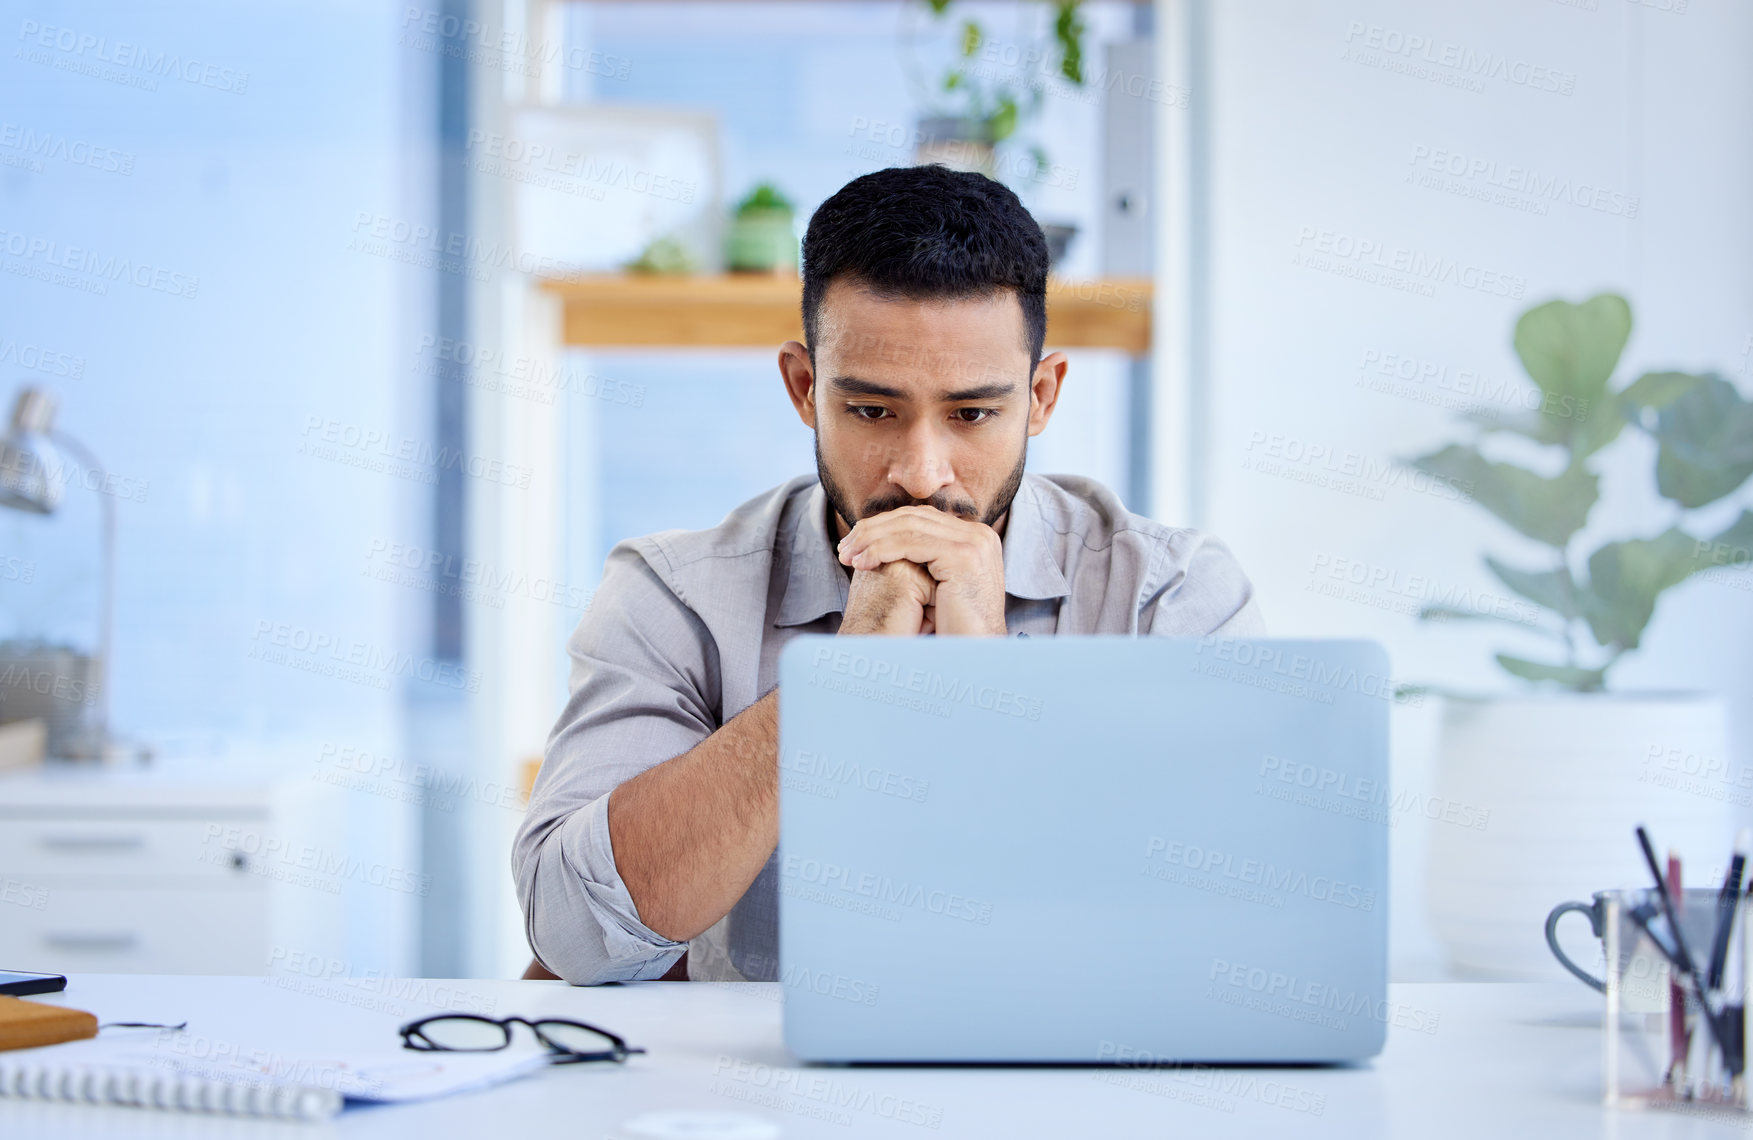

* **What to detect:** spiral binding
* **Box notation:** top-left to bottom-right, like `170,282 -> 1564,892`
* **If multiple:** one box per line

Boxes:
0,1059 -> 343,1120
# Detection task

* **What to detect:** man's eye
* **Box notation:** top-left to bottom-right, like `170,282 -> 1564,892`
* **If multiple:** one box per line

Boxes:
847,405 -> 891,422
953,408 -> 998,424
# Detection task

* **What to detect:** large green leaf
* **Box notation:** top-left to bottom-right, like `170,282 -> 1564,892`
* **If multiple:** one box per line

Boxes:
1645,375 -> 1753,509
1484,555 -> 1578,619
1409,444 -> 1599,547
1578,528 -> 1701,651
1495,653 -> 1608,691
1513,294 -> 1632,409
1621,370 -> 1707,413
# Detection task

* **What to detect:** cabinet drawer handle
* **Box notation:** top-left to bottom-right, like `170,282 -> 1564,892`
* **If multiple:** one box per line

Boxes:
38,835 -> 147,853
43,933 -> 139,952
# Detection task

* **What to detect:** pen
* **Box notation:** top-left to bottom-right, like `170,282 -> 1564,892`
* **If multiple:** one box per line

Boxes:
1725,891 -> 1747,1098
1668,849 -> 1688,1090
1638,829 -> 1704,990
1723,843 -> 1753,1098
1707,831 -> 1748,993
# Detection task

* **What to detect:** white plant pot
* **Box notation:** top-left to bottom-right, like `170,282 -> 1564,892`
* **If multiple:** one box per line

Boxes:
1427,692 -> 1735,980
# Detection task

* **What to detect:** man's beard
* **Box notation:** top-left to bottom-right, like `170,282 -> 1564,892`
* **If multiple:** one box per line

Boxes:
815,434 -> 1027,533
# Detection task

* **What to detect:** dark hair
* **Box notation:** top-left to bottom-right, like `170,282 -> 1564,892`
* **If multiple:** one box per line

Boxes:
801,166 -> 1049,365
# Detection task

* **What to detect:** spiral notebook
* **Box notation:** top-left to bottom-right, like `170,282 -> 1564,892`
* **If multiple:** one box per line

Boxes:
0,1029 -> 551,1121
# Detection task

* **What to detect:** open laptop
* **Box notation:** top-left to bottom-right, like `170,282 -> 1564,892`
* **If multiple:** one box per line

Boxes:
776,636 -> 1390,1064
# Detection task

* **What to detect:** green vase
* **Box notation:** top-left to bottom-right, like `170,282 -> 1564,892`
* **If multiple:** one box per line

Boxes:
726,208 -> 797,274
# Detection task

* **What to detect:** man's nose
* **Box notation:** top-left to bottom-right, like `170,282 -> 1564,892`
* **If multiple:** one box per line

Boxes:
887,428 -> 955,501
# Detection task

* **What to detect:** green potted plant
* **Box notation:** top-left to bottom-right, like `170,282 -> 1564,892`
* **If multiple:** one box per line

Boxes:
724,183 -> 797,276
1404,293 -> 1753,978
905,0 -> 1085,187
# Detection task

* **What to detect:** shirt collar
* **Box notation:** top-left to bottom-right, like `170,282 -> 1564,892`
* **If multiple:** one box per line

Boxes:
775,475 -> 1070,628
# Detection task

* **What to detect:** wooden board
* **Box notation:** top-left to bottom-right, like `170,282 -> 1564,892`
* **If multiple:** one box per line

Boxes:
0,996 -> 97,1052
541,275 -> 1153,353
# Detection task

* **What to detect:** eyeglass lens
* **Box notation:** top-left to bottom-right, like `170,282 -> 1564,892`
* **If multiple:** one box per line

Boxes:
532,1020 -> 619,1054
416,1016 -> 513,1051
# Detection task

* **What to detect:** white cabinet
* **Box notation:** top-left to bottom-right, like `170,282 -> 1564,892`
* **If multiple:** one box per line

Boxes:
0,759 -> 416,976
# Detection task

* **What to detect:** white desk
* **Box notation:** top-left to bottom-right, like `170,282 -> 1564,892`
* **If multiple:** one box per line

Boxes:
4,975 -> 1748,1137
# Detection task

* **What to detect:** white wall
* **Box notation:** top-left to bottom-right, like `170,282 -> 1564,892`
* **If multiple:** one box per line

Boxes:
1188,0 -> 1753,977
0,0 -> 434,974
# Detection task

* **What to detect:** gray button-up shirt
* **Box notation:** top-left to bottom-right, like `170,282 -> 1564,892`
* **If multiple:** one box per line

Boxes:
513,472 -> 1267,984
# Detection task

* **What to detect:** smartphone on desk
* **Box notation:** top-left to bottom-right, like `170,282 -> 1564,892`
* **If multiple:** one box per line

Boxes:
0,970 -> 67,997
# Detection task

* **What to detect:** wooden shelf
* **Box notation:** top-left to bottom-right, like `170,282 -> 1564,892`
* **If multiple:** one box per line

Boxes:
539,274 -> 1153,353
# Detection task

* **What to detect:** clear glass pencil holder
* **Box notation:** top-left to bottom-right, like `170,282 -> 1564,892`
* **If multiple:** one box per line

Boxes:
1603,887 -> 1751,1115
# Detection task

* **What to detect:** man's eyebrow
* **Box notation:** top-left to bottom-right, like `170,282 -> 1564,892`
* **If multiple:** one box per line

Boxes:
826,376 -> 907,399
826,376 -> 1019,403
941,382 -> 1017,402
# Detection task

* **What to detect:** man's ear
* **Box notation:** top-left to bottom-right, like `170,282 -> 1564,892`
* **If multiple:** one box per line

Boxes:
779,341 -> 817,430
1027,351 -> 1069,436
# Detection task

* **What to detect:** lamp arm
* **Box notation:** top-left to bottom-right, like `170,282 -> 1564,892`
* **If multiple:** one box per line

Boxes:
46,429 -> 113,752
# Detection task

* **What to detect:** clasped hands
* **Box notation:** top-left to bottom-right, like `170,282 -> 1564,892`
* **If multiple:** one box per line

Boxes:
836,505 -> 1007,637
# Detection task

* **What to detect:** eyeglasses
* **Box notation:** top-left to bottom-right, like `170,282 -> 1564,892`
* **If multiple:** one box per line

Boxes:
398,1014 -> 644,1065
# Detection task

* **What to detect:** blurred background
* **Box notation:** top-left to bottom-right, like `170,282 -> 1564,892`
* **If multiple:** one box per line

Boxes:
0,0 -> 1748,988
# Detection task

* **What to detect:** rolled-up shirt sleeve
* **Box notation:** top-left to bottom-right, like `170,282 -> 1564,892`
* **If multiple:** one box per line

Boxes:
1141,528 -> 1268,637
513,538 -> 723,984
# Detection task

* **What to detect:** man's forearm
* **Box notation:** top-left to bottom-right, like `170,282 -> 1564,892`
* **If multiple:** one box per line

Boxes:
607,688 -> 779,942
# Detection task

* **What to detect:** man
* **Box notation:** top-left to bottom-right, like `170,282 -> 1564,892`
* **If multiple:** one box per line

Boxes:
514,165 -> 1265,985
